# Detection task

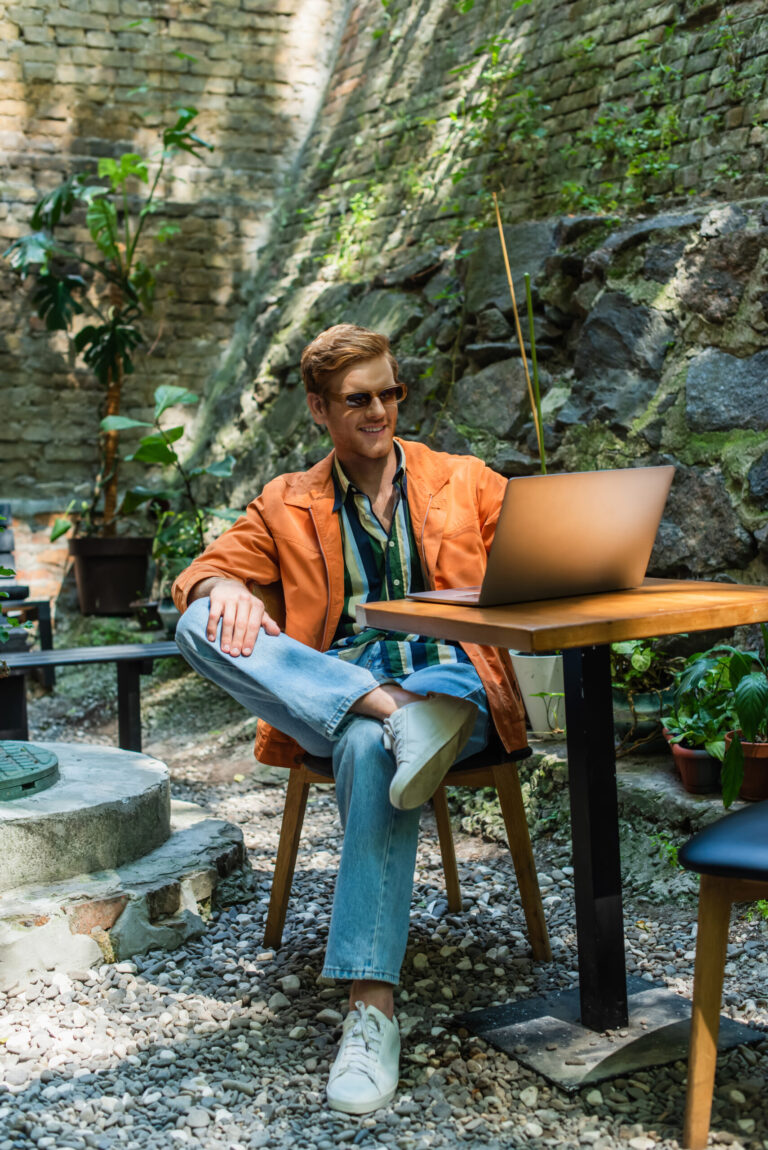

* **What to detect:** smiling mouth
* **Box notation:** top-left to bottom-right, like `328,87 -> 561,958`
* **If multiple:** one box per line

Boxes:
360,425 -> 386,433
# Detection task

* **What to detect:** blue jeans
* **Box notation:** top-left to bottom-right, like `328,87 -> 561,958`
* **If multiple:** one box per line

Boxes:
176,598 -> 490,984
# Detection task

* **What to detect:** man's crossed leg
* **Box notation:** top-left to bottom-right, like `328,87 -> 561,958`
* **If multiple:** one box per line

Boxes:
175,598 -> 490,1112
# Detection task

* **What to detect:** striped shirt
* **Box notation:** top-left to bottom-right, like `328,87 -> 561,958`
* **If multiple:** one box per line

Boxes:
325,444 -> 471,679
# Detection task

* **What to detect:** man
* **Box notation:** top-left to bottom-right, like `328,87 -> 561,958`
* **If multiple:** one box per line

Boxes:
173,324 -> 526,1114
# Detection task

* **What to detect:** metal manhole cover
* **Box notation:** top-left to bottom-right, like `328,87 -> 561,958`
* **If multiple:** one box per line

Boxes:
0,742 -> 60,801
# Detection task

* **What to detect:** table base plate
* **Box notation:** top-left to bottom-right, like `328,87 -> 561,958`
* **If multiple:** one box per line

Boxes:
457,977 -> 763,1090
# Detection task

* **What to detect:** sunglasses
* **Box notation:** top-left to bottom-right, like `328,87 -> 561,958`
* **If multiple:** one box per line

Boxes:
326,383 -> 408,409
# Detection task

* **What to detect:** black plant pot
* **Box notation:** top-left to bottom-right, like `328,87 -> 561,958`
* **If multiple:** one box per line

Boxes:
69,537 -> 152,616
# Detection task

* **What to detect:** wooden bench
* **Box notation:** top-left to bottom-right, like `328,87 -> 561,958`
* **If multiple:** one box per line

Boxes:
0,642 -> 180,752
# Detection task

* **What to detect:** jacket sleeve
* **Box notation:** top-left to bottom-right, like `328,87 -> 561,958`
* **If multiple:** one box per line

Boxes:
172,494 -> 281,612
475,464 -> 509,553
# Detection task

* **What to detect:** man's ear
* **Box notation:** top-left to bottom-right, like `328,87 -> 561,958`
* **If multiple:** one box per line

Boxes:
306,391 -> 327,427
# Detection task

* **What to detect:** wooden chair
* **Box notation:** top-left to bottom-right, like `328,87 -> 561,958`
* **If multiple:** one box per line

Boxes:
263,734 -> 552,963
678,800 -> 768,1149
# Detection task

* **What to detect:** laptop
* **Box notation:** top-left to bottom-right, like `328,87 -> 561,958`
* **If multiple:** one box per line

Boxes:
407,465 -> 675,608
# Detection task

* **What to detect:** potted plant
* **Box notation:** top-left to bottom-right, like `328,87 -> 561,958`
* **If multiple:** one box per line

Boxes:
508,650 -> 564,737
718,625 -> 768,806
103,383 -> 236,635
662,630 -> 768,807
610,638 -> 685,755
4,109 -> 213,614
661,648 -> 734,794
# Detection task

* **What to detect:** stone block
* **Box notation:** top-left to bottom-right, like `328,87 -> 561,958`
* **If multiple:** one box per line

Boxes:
748,453 -> 768,505
453,359 -> 531,439
686,348 -> 768,432
462,222 -> 557,317
651,465 -> 755,578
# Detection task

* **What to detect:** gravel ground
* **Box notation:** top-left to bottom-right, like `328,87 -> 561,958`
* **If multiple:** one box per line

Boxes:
5,648 -> 768,1150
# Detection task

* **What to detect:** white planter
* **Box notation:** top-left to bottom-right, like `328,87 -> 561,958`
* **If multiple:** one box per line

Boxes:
509,651 -> 564,737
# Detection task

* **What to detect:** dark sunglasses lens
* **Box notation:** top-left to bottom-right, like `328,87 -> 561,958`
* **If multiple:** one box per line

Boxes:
343,385 -> 405,408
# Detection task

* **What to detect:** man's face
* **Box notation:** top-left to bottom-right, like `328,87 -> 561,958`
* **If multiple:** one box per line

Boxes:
307,355 -> 399,467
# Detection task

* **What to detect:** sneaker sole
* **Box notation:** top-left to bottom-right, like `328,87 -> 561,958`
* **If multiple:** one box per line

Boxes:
327,1083 -> 398,1114
389,704 -> 477,811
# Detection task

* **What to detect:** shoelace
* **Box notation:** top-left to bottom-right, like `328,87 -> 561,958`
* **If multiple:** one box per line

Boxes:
334,1002 -> 383,1084
381,717 -> 398,755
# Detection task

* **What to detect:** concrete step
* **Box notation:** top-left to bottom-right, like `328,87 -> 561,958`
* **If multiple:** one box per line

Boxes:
0,743 -> 171,892
0,799 -> 247,989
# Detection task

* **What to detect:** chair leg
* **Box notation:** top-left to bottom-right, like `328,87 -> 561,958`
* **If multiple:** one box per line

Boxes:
683,874 -> 733,1150
492,762 -> 552,962
433,785 -> 462,912
263,770 -> 311,950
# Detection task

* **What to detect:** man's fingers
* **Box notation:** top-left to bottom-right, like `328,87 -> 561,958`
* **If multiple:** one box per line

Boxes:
205,581 -> 278,654
239,608 -> 264,656
220,599 -> 238,653
229,598 -> 256,656
207,598 -> 223,642
262,612 -> 281,637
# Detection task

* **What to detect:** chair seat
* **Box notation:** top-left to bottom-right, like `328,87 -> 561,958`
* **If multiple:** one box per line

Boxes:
678,799 -> 768,881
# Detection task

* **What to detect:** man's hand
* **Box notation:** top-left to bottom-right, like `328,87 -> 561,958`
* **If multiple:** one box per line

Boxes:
189,577 -> 280,656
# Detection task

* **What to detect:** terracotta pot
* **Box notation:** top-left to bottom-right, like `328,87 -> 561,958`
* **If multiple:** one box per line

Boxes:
725,731 -> 768,802
665,733 -> 721,795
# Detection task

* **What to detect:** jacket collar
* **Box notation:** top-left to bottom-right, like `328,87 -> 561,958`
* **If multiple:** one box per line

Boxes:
282,439 -> 451,508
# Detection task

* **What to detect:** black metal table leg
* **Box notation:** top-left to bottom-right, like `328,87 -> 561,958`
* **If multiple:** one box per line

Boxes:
116,661 -> 142,752
562,644 -> 628,1031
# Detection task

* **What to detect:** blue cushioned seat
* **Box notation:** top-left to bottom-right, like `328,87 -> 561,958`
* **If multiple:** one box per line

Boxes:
678,800 -> 768,881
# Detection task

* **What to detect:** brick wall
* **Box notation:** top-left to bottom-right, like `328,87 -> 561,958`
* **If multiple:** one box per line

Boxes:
0,0 -> 348,518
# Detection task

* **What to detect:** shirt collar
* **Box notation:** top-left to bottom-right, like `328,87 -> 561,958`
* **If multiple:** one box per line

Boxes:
332,441 -> 406,512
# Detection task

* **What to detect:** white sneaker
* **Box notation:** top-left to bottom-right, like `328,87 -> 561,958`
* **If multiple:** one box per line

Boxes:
326,1001 -> 400,1114
384,692 -> 478,811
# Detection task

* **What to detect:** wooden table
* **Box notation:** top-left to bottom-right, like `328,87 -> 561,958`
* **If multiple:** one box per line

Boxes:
357,577 -> 768,1033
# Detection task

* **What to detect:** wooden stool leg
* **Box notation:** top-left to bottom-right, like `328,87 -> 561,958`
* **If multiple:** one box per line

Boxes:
433,785 -> 462,912
263,771 -> 311,950
683,874 -> 733,1150
492,762 -> 552,962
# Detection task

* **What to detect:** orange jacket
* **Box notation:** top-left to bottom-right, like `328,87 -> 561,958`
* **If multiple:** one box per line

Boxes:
173,438 -> 527,766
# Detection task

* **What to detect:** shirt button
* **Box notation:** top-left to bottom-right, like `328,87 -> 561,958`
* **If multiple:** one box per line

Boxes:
388,540 -> 395,548
393,579 -> 401,586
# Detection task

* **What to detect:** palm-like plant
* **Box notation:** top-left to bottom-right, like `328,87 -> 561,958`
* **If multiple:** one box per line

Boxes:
4,108 -> 213,535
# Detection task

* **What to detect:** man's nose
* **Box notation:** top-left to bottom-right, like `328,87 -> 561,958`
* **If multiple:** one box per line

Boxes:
366,393 -> 387,416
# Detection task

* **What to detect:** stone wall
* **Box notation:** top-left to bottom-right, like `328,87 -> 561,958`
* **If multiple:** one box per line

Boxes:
4,0 -> 768,597
189,0 -> 768,588
0,0 -> 348,515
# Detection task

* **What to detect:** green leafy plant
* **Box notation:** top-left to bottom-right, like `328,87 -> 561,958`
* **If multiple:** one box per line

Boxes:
650,832 -> 681,870
665,630 -> 768,807
102,384 -> 235,594
611,638 -> 684,693
662,647 -> 735,760
744,898 -> 768,923
611,639 -> 685,754
449,36 -> 549,174
720,627 -> 768,807
4,108 -> 214,536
